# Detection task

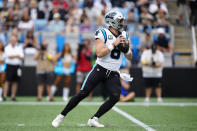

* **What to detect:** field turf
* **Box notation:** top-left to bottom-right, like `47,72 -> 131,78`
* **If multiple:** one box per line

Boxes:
0,97 -> 197,131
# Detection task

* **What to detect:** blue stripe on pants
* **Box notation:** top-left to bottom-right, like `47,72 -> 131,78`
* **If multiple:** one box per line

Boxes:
80,64 -> 97,91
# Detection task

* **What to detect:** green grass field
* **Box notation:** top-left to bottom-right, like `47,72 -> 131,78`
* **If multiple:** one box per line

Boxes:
0,97 -> 197,131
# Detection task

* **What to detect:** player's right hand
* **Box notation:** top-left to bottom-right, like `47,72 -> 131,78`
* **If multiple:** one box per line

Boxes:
113,35 -> 126,46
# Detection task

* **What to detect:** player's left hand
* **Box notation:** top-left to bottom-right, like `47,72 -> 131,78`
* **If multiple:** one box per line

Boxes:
117,39 -> 130,53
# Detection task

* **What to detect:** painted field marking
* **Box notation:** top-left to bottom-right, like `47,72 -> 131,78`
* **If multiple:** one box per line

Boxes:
0,102 -> 197,106
17,123 -> 25,127
112,106 -> 156,131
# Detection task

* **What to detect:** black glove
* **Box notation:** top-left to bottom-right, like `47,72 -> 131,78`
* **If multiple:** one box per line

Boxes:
117,42 -> 129,53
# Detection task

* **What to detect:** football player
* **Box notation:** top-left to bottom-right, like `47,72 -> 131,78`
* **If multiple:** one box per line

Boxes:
52,9 -> 132,128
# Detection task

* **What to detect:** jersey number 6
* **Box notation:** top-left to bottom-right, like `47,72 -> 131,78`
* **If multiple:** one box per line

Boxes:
110,47 -> 121,59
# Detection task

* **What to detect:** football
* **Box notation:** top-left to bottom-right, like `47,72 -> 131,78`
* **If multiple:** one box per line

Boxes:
117,40 -> 129,53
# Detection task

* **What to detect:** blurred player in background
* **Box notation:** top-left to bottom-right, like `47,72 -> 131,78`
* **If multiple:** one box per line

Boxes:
52,10 -> 132,128
0,42 -> 5,102
141,44 -> 164,103
51,44 -> 75,102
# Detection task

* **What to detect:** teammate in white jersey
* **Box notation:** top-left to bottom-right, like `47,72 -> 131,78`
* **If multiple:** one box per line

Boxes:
52,10 -> 132,128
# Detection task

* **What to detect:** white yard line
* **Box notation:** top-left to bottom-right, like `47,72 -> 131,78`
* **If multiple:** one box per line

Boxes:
0,102 -> 197,106
112,106 -> 156,131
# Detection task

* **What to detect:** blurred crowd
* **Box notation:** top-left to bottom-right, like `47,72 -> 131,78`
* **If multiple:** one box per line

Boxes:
176,0 -> 197,26
0,0 -> 173,102
0,0 -> 172,62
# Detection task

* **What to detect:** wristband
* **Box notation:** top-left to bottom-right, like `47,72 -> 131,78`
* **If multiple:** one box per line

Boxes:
107,44 -> 114,51
126,49 -> 131,55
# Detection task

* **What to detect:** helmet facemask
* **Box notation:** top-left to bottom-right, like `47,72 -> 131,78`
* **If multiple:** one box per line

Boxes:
116,18 -> 125,32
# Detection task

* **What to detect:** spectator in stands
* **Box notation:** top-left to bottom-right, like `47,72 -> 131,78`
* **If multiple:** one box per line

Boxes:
127,9 -> 138,32
11,0 -> 22,5
148,0 -> 168,23
118,1 -> 130,19
76,40 -> 92,100
127,9 -> 135,23
0,25 -> 6,46
11,27 -> 20,42
139,33 -> 153,51
141,44 -> 164,103
141,7 -> 153,21
48,6 -> 60,21
79,9 -> 91,32
65,9 -> 79,33
0,42 -> 5,102
176,0 -> 187,25
84,0 -> 99,24
4,11 -> 19,30
51,44 -> 76,101
48,5 -> 67,22
53,0 -> 69,10
39,0 -> 53,20
141,18 -> 153,34
39,0 -> 53,12
96,9 -> 106,26
2,25 -> 9,45
18,8 -> 34,31
34,40 -> 55,101
111,0 -> 125,7
12,2 -> 22,20
72,3 -> 82,22
29,0 -> 45,20
3,36 -> 24,101
93,0 -> 111,13
24,0 -> 32,6
156,17 -> 170,33
188,0 -> 197,26
154,28 -> 173,55
0,0 -> 9,21
48,13 -> 64,33
84,0 -> 94,8
24,30 -> 37,48
96,9 -> 106,27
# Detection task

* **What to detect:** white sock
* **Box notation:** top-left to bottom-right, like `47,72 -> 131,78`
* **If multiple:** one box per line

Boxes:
63,88 -> 69,98
0,87 -> 2,97
51,85 -> 57,96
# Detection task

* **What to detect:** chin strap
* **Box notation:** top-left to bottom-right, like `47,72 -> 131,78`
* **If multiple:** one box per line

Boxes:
118,71 -> 133,82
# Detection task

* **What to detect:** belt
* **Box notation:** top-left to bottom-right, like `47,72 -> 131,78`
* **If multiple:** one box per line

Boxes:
96,64 -> 119,78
